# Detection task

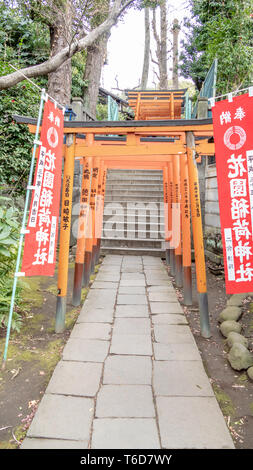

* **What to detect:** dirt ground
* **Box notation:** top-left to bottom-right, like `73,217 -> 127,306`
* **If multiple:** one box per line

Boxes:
0,256 -> 253,450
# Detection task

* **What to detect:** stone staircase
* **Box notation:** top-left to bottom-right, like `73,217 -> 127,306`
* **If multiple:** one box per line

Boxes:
101,169 -> 166,256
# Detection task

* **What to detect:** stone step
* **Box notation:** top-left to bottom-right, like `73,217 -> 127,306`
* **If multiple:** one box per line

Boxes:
107,176 -> 163,183
107,170 -> 163,176
100,246 -> 165,257
103,170 -> 164,255
105,195 -> 164,202
103,202 -> 164,212
105,190 -> 163,198
103,220 -> 164,228
106,183 -> 164,189
101,237 -> 164,249
103,229 -> 165,238
103,215 -> 164,228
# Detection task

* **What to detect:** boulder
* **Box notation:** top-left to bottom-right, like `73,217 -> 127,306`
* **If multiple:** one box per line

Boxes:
226,332 -> 248,349
218,306 -> 241,323
227,294 -> 247,307
220,320 -> 241,338
228,343 -> 253,371
247,366 -> 253,381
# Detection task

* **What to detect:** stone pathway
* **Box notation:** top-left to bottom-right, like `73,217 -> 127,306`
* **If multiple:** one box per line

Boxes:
21,255 -> 234,449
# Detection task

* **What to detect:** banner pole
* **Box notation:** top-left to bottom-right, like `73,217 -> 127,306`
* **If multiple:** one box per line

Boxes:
186,131 -> 211,338
2,89 -> 46,369
55,133 -> 75,333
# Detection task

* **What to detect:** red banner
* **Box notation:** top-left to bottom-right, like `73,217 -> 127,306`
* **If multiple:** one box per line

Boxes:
21,99 -> 64,276
212,92 -> 253,293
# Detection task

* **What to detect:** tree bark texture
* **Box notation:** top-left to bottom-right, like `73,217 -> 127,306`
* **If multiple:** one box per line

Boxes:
83,33 -> 109,117
152,1 -> 168,89
47,0 -> 72,106
141,7 -> 150,89
172,18 -> 180,89
159,0 -> 168,89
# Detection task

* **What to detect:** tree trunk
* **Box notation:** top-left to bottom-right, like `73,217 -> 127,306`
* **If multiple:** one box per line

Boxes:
47,0 -> 72,106
82,33 -> 109,118
151,1 -> 168,89
172,18 -> 180,89
0,0 -> 135,91
141,7 -> 150,89
159,0 -> 168,89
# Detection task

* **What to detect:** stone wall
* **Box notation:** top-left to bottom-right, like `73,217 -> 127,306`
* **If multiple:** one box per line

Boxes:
204,160 -> 223,265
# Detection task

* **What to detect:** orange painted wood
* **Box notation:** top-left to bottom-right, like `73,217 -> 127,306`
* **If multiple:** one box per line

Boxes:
75,156 -> 93,264
57,135 -> 76,297
180,154 -> 191,267
172,154 -> 181,256
187,146 -> 207,293
163,166 -> 169,241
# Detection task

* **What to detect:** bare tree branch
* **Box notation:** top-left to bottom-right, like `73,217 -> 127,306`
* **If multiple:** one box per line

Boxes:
0,0 -> 135,90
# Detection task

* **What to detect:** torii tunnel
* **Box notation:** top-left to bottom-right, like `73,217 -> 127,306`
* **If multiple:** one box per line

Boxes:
16,89 -> 215,339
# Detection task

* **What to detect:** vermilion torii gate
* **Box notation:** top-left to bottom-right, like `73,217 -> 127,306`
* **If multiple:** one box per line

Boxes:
17,100 -> 214,339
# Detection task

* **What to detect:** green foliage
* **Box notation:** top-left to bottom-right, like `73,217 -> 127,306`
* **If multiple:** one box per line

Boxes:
0,62 -> 41,194
180,0 -> 253,94
0,3 -> 49,194
0,2 -> 50,68
0,196 -> 22,331
71,51 -> 88,98
96,102 -> 108,120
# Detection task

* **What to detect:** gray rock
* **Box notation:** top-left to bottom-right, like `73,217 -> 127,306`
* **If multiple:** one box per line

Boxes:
228,343 -> 253,371
220,320 -> 241,338
227,294 -> 247,307
247,366 -> 253,381
218,306 -> 242,323
226,332 -> 248,349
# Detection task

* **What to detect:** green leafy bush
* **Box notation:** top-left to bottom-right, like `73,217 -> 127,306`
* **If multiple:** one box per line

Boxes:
0,196 -> 22,331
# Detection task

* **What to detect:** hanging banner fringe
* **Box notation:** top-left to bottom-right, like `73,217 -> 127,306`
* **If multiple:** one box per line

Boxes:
209,86 -> 253,107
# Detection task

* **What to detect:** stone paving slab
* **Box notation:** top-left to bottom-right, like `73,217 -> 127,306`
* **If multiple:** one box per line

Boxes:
91,281 -> 118,289
21,254 -> 234,450
115,304 -> 149,317
121,266 -> 143,272
103,355 -> 152,385
21,438 -> 88,449
46,361 -> 102,397
95,273 -> 120,282
63,338 -> 110,362
121,272 -> 145,280
85,289 -> 117,307
113,318 -> 150,335
110,334 -> 152,355
153,360 -> 214,396
77,307 -> 114,323
147,285 -> 174,293
156,396 -> 234,449
150,302 -> 184,314
117,294 -> 148,305
154,324 -> 195,344
91,418 -> 160,449
99,265 -> 121,272
26,394 -> 93,441
119,279 -> 146,287
152,313 -> 188,325
118,286 -> 146,294
153,342 -> 201,361
146,279 -> 171,286
70,322 -> 111,340
96,385 -> 155,418
148,292 -> 178,302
